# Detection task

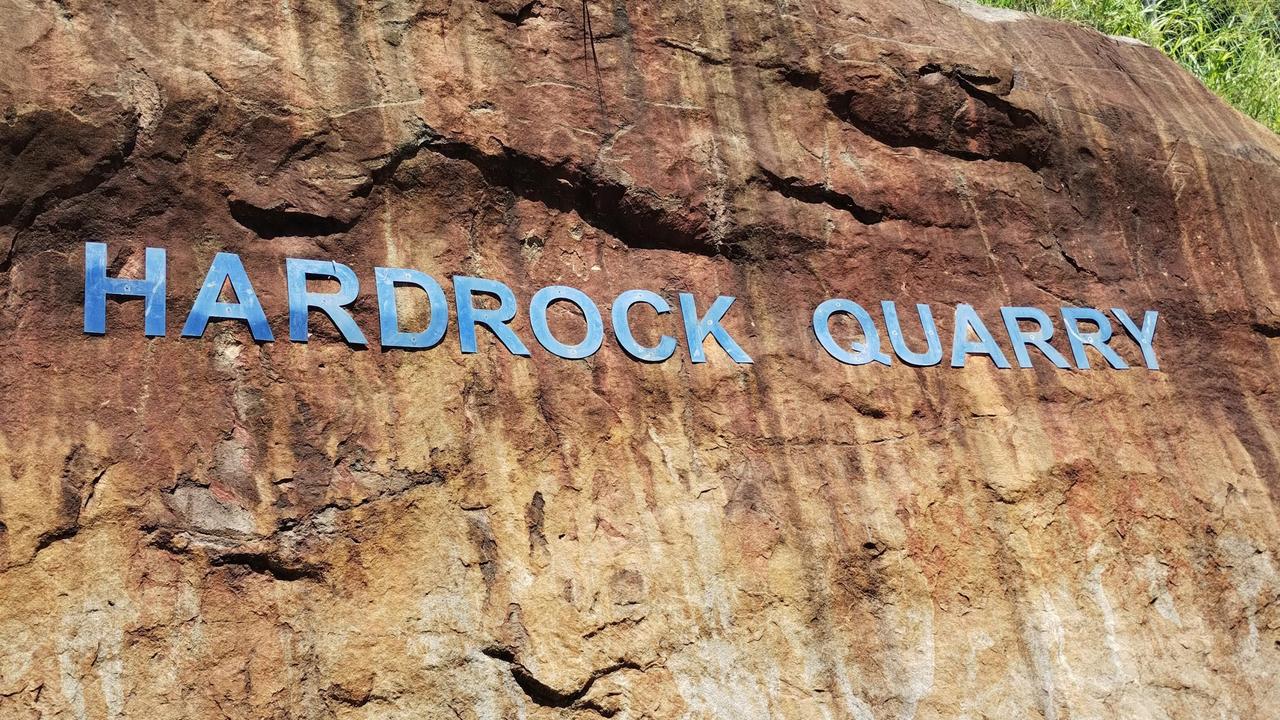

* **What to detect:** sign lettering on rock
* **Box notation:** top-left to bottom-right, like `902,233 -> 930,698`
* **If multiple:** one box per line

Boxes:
82,242 -> 1160,371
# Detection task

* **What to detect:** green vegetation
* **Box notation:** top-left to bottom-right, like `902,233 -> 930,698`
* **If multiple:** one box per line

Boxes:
978,0 -> 1280,132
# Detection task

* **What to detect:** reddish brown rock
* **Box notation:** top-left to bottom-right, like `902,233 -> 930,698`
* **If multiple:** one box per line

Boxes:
2,0 -> 1280,718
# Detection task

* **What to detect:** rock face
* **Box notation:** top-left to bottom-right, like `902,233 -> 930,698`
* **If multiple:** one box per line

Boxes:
2,0 -> 1280,717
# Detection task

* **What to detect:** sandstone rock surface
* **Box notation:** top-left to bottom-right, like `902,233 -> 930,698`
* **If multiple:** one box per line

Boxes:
2,0 -> 1280,718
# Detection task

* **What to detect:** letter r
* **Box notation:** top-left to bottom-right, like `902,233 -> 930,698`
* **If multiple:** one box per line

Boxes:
286,258 -> 367,345
453,275 -> 531,356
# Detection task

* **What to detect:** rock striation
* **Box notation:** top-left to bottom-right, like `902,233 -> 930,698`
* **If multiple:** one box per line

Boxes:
2,0 -> 1280,718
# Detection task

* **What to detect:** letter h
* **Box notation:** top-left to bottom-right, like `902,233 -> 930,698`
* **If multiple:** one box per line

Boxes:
84,241 -> 166,336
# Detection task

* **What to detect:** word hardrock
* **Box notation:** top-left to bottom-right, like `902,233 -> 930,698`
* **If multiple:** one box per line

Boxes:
82,242 -> 751,364
82,243 -> 1160,371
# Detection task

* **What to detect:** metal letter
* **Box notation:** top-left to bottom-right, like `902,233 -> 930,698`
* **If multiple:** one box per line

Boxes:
530,285 -> 604,360
1112,308 -> 1160,370
881,301 -> 942,366
181,252 -> 273,341
611,290 -> 677,363
812,299 -> 892,366
83,242 -> 166,336
1000,306 -> 1069,369
950,304 -> 1011,368
286,259 -> 367,345
453,275 -> 531,356
1061,307 -> 1128,370
374,267 -> 448,350
679,293 -> 753,364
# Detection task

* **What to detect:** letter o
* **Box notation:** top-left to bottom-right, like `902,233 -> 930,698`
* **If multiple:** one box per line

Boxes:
530,285 -> 604,360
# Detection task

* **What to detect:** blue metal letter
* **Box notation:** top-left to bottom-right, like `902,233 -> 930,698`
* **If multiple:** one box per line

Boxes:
286,259 -> 367,345
813,299 -> 892,366
611,290 -> 677,363
1061,307 -> 1128,370
530,285 -> 604,360
950,304 -> 1011,368
374,267 -> 448,350
1112,308 -> 1160,370
181,252 -> 273,341
83,242 -> 166,336
679,293 -> 752,364
453,275 -> 531,356
881,301 -> 942,367
1000,306 -> 1069,369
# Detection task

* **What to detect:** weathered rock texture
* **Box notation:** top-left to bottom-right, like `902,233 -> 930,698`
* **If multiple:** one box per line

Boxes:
2,0 -> 1280,718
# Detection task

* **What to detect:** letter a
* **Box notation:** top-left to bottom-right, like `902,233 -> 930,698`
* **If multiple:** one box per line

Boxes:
951,304 -> 1011,368
182,252 -> 273,341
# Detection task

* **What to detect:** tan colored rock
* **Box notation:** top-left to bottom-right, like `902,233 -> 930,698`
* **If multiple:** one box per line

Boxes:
2,0 -> 1279,717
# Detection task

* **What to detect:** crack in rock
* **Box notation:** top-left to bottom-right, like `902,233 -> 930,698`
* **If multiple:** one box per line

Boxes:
492,0 -> 540,27
0,109 -> 140,272
774,57 -> 1052,172
208,551 -> 326,582
482,646 -> 640,712
753,165 -> 884,225
228,199 -> 358,239
368,124 -> 724,257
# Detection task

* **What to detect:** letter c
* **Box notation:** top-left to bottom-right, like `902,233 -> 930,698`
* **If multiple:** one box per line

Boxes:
611,290 -> 677,363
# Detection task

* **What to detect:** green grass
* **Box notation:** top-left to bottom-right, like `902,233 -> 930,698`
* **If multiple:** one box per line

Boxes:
978,0 -> 1280,133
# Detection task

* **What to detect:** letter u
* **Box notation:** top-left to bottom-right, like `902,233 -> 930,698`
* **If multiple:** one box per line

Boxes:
880,301 -> 943,366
